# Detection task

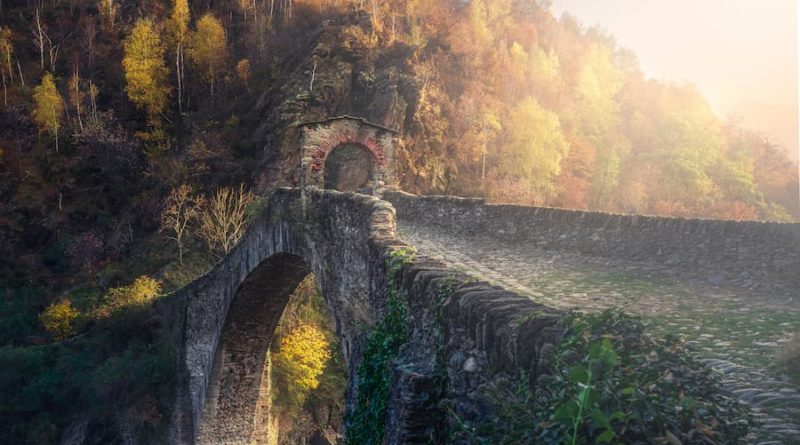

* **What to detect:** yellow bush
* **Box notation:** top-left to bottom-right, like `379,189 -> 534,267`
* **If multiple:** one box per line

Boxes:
273,324 -> 331,410
105,275 -> 162,308
40,299 -> 80,340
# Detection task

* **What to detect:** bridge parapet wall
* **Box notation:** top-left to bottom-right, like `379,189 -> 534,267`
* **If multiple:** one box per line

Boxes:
385,191 -> 800,292
383,258 -> 561,443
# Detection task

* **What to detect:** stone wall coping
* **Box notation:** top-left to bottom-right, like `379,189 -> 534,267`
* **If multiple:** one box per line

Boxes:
293,114 -> 400,134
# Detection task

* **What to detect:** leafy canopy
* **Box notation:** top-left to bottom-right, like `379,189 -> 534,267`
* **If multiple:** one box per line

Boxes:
123,18 -> 170,120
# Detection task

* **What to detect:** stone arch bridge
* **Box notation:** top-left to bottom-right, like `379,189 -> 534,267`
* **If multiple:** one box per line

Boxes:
158,187 -> 800,444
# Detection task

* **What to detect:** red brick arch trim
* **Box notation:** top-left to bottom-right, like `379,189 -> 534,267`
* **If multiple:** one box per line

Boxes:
309,134 -> 387,172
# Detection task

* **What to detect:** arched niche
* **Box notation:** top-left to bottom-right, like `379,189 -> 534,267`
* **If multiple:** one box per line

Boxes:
323,143 -> 378,192
299,116 -> 399,192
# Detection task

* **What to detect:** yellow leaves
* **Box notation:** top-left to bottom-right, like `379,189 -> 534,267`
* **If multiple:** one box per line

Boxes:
123,18 -> 170,121
171,0 -> 191,42
189,13 -> 227,95
104,275 -> 162,312
40,299 -> 80,341
32,72 -> 64,150
274,324 -> 331,394
469,0 -> 491,47
501,97 -> 569,203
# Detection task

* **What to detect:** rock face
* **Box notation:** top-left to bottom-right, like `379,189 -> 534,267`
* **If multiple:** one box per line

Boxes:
160,188 -> 562,444
246,12 -> 418,192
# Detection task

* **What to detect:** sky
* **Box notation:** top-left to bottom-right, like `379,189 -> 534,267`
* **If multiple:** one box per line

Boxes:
550,0 -> 799,161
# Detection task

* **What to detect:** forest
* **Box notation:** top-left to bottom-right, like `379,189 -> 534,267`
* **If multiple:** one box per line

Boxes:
0,0 -> 798,443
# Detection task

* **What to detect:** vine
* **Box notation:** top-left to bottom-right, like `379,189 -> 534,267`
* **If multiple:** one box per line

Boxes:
345,248 -> 415,445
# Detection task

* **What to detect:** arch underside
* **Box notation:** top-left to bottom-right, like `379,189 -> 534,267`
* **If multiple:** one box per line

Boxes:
196,253 -> 310,444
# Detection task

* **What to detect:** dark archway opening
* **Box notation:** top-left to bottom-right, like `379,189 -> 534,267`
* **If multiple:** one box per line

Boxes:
323,143 -> 377,192
197,253 -> 346,444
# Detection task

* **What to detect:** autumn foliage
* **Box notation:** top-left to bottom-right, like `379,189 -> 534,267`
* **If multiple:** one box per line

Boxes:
40,299 -> 80,340
123,18 -> 170,122
347,0 -> 798,222
273,324 -> 332,412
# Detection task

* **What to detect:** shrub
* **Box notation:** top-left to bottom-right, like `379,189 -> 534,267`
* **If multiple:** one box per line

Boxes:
39,300 -> 80,341
457,309 -> 753,444
99,276 -> 162,316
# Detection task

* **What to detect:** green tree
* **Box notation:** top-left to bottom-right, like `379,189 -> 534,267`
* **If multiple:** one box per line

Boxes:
123,18 -> 170,122
32,72 -> 64,151
189,14 -> 227,97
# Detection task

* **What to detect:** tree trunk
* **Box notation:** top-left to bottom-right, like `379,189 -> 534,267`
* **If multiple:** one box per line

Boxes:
35,9 -> 45,69
74,69 -> 84,133
6,48 -> 13,83
16,59 -> 24,86
1,71 -> 7,107
176,44 -> 183,113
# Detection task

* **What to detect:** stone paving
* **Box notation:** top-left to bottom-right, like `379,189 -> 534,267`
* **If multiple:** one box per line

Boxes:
397,219 -> 800,444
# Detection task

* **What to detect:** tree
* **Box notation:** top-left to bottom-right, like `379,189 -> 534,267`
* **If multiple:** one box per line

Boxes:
171,0 -> 190,112
32,72 -> 64,151
99,0 -> 118,30
498,97 -> 569,203
189,14 -> 227,97
0,27 -> 12,83
69,68 -> 84,133
0,27 -> 12,105
40,299 -> 80,341
272,324 -> 331,412
236,58 -> 251,90
160,184 -> 202,264
197,185 -> 253,257
123,18 -> 170,122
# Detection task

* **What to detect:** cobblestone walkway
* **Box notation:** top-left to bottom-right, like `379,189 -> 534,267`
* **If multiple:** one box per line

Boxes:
398,219 -> 800,444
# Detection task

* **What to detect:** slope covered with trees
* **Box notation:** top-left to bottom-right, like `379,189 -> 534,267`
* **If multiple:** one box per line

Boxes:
0,0 -> 797,442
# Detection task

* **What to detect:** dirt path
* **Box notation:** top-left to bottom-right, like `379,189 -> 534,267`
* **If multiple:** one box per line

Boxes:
398,219 -> 800,444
